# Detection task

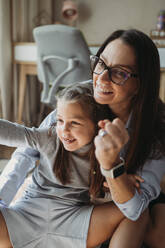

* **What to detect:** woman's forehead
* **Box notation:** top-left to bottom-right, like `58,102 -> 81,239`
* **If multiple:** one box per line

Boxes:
101,39 -> 137,68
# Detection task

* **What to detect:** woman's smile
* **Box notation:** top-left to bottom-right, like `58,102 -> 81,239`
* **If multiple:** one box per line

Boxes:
93,39 -> 139,119
96,80 -> 113,94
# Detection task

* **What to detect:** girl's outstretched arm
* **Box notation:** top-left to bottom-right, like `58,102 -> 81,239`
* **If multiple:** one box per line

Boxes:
0,110 -> 56,206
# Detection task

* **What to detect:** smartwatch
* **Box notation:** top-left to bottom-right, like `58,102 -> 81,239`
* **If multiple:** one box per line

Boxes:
100,157 -> 125,179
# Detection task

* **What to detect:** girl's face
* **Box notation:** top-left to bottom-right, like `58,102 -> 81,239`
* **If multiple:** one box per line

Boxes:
56,99 -> 95,151
93,38 -> 139,116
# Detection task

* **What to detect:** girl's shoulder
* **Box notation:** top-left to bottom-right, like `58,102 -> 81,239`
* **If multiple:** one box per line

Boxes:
32,126 -> 58,150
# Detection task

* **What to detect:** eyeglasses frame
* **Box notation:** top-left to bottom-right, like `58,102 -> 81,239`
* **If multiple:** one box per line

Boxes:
90,55 -> 138,86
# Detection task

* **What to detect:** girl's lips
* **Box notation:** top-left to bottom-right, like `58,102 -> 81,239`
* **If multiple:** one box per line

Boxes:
62,137 -> 76,144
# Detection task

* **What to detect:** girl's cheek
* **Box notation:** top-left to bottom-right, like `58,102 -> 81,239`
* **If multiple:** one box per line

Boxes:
56,127 -> 60,137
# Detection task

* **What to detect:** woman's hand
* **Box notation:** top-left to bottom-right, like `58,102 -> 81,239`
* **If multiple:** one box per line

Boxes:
94,118 -> 129,170
127,174 -> 144,194
103,174 -> 144,194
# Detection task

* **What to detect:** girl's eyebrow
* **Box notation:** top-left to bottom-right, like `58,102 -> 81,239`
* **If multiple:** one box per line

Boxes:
72,116 -> 85,120
57,114 -> 86,121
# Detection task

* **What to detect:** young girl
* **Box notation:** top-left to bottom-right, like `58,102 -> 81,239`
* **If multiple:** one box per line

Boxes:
0,82 -> 133,248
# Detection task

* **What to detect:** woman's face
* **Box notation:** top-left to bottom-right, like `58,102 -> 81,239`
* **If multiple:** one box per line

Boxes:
93,38 -> 139,116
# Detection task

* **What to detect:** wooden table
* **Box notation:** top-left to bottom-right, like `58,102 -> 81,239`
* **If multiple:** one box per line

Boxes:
17,63 -> 37,123
13,43 -> 38,123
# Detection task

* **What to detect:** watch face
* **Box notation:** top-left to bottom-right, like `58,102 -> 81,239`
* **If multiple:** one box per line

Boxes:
113,165 -> 125,178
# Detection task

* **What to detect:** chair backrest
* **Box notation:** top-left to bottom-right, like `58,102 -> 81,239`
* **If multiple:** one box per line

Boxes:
33,24 -> 92,108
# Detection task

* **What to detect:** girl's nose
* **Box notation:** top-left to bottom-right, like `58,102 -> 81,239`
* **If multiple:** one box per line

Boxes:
62,123 -> 70,133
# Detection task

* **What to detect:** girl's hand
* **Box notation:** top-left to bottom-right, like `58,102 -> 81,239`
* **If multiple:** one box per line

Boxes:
94,118 -> 129,170
103,174 -> 144,194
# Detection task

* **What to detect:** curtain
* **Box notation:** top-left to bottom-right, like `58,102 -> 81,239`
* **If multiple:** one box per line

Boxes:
0,0 -> 55,125
0,0 -> 12,120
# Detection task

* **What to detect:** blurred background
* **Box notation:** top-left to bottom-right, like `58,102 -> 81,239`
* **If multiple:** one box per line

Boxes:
0,0 -> 165,163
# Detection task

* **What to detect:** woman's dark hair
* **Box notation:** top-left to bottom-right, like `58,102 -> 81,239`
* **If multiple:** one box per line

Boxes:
96,29 -> 165,173
52,82 -> 114,196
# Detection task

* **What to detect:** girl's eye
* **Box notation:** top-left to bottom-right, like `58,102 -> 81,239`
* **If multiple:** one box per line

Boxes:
71,121 -> 80,125
57,119 -> 63,123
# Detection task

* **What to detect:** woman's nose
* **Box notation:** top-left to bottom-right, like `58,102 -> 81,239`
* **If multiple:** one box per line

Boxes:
98,69 -> 110,83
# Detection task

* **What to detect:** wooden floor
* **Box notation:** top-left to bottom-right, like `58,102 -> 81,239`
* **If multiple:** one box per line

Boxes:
0,145 -> 15,160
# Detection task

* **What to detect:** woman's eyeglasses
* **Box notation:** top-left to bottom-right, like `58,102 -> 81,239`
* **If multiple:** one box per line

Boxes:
90,55 -> 138,86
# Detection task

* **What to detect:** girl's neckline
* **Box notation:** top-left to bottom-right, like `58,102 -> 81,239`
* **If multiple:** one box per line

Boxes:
72,142 -> 93,156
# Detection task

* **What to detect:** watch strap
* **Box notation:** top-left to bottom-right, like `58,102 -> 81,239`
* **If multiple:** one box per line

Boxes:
100,157 -> 125,179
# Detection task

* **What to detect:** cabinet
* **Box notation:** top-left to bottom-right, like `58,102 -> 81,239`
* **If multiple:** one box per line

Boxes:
160,69 -> 165,102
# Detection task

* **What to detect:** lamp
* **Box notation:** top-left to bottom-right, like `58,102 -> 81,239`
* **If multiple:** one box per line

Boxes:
62,0 -> 78,25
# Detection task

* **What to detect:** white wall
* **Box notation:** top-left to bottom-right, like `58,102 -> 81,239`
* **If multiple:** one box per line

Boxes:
55,0 -> 165,45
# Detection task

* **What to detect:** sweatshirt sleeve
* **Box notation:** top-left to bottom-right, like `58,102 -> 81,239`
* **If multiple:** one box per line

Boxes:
0,112 -> 56,205
114,157 -> 165,221
0,119 -> 49,149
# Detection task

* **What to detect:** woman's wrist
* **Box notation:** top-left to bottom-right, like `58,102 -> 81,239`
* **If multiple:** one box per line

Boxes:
101,156 -> 123,170
100,157 -> 125,179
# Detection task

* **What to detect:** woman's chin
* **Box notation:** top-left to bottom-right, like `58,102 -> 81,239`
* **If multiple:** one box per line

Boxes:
94,91 -> 111,105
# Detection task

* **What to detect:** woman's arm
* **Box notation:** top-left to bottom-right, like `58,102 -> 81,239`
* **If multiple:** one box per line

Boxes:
94,118 -> 165,221
94,118 -> 134,203
114,158 -> 165,221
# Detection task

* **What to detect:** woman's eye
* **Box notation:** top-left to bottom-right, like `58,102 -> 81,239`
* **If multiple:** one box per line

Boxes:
113,69 -> 127,78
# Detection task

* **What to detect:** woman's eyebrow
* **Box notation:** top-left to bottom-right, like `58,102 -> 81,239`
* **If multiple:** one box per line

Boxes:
100,55 -> 136,71
115,64 -> 137,71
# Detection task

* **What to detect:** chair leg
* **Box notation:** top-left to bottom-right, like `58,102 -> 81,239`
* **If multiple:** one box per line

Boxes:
17,64 -> 27,123
37,103 -> 45,126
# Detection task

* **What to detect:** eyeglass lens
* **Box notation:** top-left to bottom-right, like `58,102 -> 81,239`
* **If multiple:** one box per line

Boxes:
91,56 -> 129,85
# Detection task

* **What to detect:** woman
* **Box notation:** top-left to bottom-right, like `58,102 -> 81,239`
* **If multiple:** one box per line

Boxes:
92,29 -> 165,247
0,29 -> 164,248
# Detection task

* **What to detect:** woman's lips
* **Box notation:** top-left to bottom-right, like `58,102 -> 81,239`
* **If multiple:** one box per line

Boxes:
96,81 -> 113,94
